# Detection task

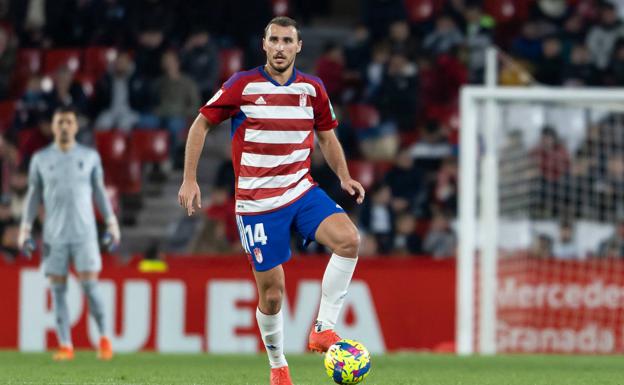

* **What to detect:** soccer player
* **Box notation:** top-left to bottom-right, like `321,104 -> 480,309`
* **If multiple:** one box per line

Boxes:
178,16 -> 364,385
17,106 -> 121,361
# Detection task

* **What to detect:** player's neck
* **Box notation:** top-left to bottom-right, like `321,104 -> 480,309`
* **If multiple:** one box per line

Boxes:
55,141 -> 76,152
264,64 -> 294,85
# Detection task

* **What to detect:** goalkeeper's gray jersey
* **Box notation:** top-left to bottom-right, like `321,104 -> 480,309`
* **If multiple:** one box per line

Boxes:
22,143 -> 114,244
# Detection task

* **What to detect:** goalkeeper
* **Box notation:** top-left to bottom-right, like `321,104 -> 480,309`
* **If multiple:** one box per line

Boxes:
17,106 -> 120,361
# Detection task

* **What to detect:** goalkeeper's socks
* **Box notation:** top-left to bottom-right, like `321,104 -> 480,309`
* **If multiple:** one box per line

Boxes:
51,282 -> 72,347
81,280 -> 107,336
256,308 -> 288,369
316,253 -> 358,332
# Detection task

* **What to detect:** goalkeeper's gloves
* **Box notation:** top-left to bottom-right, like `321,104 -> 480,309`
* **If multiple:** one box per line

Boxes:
18,224 -> 36,259
102,216 -> 121,252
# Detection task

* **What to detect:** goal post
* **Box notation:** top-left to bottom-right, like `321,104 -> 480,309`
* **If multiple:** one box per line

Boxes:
457,86 -> 624,355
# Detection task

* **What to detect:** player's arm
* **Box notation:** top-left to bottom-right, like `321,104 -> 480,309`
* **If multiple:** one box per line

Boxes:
18,156 -> 43,255
316,129 -> 365,204
91,153 -> 120,247
178,114 -> 214,216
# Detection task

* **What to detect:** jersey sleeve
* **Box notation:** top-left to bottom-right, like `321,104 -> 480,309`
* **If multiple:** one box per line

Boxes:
91,152 -> 114,221
313,82 -> 339,131
199,74 -> 242,125
21,154 -> 43,227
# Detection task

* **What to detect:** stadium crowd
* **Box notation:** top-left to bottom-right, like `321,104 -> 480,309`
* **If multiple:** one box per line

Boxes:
2,0 -> 624,259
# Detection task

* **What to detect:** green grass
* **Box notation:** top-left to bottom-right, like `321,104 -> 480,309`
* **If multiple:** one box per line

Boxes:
0,351 -> 623,385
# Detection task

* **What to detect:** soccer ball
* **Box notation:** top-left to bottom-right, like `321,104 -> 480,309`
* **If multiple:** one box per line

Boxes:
324,339 -> 371,384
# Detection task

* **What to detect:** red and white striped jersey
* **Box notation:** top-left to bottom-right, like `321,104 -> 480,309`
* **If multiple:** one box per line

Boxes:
199,66 -> 338,214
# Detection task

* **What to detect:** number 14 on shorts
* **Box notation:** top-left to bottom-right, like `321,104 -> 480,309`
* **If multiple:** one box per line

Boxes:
244,223 -> 268,246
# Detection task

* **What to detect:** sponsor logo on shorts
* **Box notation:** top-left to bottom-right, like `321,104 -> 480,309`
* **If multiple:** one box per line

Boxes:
253,247 -> 263,263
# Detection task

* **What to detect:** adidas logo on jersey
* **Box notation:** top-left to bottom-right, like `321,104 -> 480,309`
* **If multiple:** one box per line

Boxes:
255,96 -> 267,105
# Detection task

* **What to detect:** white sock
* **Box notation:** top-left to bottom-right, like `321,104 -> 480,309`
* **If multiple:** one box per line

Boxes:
256,308 -> 288,369
316,253 -> 358,332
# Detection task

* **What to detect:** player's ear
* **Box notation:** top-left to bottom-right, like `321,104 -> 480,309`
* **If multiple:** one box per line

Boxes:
296,40 -> 302,53
262,37 -> 268,53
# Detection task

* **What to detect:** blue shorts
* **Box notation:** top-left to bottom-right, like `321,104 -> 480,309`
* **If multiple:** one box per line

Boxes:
235,186 -> 345,272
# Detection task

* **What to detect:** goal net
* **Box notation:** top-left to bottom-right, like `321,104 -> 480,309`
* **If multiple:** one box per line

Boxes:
457,87 -> 624,354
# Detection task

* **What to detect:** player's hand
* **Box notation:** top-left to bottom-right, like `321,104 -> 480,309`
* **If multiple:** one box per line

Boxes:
102,216 -> 121,252
340,178 -> 365,204
178,179 -> 202,216
18,224 -> 35,259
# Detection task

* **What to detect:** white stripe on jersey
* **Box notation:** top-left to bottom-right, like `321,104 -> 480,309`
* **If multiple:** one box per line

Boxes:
240,149 -> 310,167
242,82 -> 317,96
238,168 -> 309,190
244,129 -> 310,144
236,178 -> 314,213
240,105 -> 313,120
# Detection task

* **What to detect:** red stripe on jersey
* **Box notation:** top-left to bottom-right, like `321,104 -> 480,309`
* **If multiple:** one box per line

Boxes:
241,94 -> 310,106
238,159 -> 311,178
243,117 -> 315,131
236,175 -> 314,200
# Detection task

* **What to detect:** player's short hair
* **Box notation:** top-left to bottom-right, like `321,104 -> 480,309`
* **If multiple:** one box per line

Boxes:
53,105 -> 78,117
264,16 -> 301,41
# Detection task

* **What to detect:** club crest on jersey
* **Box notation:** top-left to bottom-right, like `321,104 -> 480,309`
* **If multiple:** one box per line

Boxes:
253,247 -> 263,263
299,93 -> 307,107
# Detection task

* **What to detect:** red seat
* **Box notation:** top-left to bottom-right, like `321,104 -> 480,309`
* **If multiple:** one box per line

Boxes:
43,49 -> 82,74
95,130 -> 129,165
0,100 -> 16,133
347,104 -> 380,130
10,49 -> 42,97
347,160 -> 375,190
130,129 -> 169,163
83,47 -> 117,79
405,0 -> 438,23
219,48 -> 244,83
484,0 -> 530,23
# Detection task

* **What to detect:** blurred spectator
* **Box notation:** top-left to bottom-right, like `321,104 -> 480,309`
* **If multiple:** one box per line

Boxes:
12,74 -> 48,134
598,219 -> 624,258
561,14 -> 588,49
586,1 -> 624,70
359,183 -> 394,254
433,157 -> 458,213
422,210 -> 456,258
606,38 -> 624,85
344,24 -> 371,77
90,0 -> 130,46
315,42 -> 345,102
0,195 -> 18,259
8,168 -> 28,220
384,148 -> 426,213
375,52 -> 418,131
134,28 -> 166,80
552,219 -> 581,259
365,42 -> 390,100
535,36 -> 564,85
0,27 -> 16,100
44,66 -> 88,118
361,0 -> 407,40
531,0 -> 571,29
190,187 -> 238,253
463,3 -> 494,83
563,44 -> 597,86
385,20 -> 419,60
92,52 -> 141,132
531,233 -> 553,258
409,121 -> 454,172
150,50 -> 200,165
393,212 -> 421,255
0,134 -> 18,185
423,15 -> 464,55
512,22 -> 543,62
530,126 -> 570,182
181,29 -> 220,102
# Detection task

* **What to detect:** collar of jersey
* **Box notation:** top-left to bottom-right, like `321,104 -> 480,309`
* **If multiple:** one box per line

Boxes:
258,65 -> 297,87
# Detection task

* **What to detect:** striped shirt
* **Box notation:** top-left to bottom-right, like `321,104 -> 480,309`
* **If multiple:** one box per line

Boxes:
199,66 -> 338,214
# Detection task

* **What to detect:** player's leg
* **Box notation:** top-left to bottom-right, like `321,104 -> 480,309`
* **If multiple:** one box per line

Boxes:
44,243 -> 74,360
74,241 -> 112,360
310,213 -> 359,345
292,187 -> 359,352
237,211 -> 294,385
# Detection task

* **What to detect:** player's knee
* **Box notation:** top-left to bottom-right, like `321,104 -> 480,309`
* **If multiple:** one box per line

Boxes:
262,287 -> 284,314
335,227 -> 360,257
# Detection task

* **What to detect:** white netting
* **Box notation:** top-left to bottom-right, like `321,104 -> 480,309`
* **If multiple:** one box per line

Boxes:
488,101 -> 624,353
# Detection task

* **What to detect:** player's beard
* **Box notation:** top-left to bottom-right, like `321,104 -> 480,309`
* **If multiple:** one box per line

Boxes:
268,55 -> 293,73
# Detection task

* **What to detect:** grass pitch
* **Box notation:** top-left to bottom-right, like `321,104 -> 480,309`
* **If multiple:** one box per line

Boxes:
0,351 -> 623,385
